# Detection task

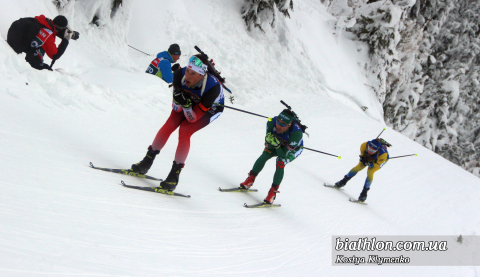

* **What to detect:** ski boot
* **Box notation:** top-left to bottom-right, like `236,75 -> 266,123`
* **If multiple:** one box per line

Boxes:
334,175 -> 352,188
358,187 -> 370,203
240,171 -> 257,189
159,161 -> 184,191
131,145 -> 159,174
264,185 -> 280,204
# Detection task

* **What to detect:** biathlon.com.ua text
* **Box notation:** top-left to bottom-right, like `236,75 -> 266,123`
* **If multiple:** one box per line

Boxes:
330,236 -> 480,266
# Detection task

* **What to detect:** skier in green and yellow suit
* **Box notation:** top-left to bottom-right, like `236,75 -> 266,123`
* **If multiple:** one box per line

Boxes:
239,109 -> 304,204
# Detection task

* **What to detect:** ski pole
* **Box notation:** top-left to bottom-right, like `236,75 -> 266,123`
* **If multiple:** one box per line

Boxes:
389,154 -> 417,159
300,146 -> 341,159
49,58 -> 57,70
222,105 -> 339,158
223,105 -> 268,119
376,128 -> 385,138
128,45 -> 152,56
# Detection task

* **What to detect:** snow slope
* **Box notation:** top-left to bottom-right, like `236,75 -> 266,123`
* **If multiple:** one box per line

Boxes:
0,0 -> 479,276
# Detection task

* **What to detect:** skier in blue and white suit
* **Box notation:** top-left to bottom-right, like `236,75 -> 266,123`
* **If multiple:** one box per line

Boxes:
145,43 -> 181,83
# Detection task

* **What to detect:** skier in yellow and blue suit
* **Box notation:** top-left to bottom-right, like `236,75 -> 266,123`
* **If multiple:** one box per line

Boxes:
334,138 -> 390,203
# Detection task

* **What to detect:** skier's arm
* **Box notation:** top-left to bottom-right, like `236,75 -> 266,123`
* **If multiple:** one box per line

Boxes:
198,84 -> 220,110
276,130 -> 303,159
359,142 -> 367,156
43,35 -> 59,59
158,59 -> 173,83
264,120 -> 276,150
51,39 -> 69,60
182,84 -> 221,123
266,119 -> 274,134
171,70 -> 185,112
373,152 -> 388,169
172,68 -> 183,90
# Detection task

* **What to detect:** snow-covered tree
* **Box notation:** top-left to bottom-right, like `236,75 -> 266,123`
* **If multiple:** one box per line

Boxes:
325,0 -> 480,176
53,0 -> 124,26
409,0 -> 480,175
241,0 -> 294,32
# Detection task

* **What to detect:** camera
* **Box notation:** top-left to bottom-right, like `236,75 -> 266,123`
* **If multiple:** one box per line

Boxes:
64,28 -> 80,40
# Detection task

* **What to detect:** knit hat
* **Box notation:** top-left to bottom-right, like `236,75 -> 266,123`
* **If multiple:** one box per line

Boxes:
277,109 -> 295,126
168,44 -> 181,55
53,15 -> 68,30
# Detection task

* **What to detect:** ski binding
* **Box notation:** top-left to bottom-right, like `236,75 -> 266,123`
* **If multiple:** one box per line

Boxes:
121,180 -> 190,198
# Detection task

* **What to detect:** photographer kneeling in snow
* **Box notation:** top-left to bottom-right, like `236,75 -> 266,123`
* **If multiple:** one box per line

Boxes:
7,15 -> 79,70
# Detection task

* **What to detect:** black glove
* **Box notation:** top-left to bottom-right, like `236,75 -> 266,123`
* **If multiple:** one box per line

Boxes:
173,89 -> 190,106
359,155 -> 367,163
71,31 -> 80,40
171,63 -> 180,72
359,155 -> 368,166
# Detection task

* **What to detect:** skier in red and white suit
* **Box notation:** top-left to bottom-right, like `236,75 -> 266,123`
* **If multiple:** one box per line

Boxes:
131,54 -> 224,191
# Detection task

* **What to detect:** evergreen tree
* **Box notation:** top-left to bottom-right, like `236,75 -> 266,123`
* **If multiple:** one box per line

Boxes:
326,0 -> 480,176
411,0 -> 480,175
241,0 -> 294,32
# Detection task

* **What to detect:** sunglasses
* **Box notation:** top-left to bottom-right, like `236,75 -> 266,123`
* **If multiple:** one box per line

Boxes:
276,119 -> 289,127
367,145 -> 377,154
189,56 -> 204,67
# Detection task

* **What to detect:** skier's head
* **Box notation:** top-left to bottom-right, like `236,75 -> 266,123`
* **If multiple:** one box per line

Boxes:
185,55 -> 208,87
277,109 -> 294,126
53,15 -> 68,30
187,55 -> 208,75
168,44 -> 181,62
275,109 -> 294,133
366,140 -> 381,155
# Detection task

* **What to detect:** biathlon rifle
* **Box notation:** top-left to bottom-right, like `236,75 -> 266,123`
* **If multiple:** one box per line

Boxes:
280,100 -> 309,137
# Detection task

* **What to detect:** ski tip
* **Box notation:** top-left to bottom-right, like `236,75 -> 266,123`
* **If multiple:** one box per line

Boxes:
89,162 -> 94,168
218,187 -> 223,191
324,183 -> 341,189
349,198 -> 367,205
121,180 -> 126,186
